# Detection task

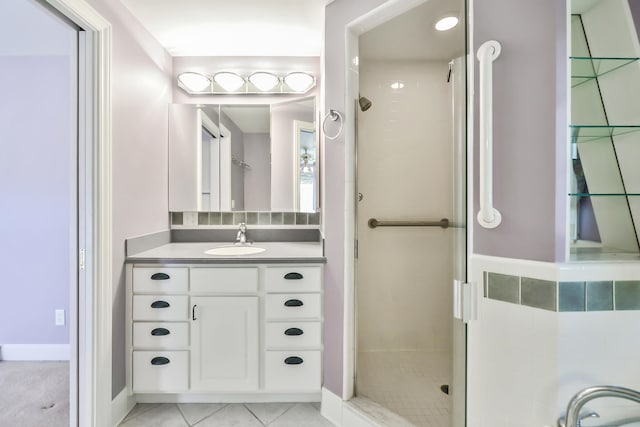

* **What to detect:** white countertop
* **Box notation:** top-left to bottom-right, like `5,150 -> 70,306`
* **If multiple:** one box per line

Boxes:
127,241 -> 325,264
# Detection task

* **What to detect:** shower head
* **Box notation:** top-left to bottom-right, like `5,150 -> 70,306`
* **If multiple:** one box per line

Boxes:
359,96 -> 372,112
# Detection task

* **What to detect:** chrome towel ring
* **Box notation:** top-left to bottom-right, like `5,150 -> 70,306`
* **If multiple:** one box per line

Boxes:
322,109 -> 344,140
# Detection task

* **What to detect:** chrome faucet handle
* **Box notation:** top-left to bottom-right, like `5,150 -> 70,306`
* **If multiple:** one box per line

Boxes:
558,408 -> 600,427
238,222 -> 247,232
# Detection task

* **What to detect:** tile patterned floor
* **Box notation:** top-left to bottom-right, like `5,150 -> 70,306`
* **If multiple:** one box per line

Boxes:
356,350 -> 451,427
118,402 -> 332,427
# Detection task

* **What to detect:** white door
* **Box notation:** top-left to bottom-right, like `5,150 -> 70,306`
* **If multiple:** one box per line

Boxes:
191,297 -> 259,391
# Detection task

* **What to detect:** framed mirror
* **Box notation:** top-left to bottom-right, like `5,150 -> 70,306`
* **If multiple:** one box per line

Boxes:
168,97 -> 318,213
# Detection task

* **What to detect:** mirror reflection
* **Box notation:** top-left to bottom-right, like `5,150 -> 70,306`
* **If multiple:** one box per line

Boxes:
168,97 -> 317,213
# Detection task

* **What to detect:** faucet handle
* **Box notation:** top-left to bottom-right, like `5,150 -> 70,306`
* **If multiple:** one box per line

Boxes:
558,408 -> 600,427
238,222 -> 247,231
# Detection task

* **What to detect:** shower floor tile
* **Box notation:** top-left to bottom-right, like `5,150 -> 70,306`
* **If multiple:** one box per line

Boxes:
356,350 -> 451,427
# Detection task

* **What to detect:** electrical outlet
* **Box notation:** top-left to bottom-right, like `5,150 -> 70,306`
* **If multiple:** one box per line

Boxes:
55,309 -> 65,326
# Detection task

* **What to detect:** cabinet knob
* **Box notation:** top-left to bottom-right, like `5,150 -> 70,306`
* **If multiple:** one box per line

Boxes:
284,356 -> 304,365
150,300 -> 170,309
284,299 -> 303,307
151,328 -> 170,336
151,357 -> 170,366
284,327 -> 304,336
150,273 -> 170,280
284,272 -> 304,280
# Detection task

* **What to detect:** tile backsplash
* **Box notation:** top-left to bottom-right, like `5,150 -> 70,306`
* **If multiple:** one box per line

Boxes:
171,211 -> 320,227
484,271 -> 640,312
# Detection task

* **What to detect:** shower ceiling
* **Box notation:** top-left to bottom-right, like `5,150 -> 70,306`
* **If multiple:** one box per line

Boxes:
359,0 -> 465,61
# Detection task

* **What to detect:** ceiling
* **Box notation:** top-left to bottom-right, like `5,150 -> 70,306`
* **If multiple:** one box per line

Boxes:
120,0 -> 328,57
359,0 -> 465,61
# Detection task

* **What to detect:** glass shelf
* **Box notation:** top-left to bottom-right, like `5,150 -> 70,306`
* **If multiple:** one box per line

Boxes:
569,193 -> 640,197
569,125 -> 640,143
571,56 -> 640,87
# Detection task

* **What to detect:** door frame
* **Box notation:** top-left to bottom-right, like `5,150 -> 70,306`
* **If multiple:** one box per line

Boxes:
44,0 -> 112,425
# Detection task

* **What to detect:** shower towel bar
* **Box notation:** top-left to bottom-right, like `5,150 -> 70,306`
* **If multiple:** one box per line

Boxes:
368,218 -> 450,229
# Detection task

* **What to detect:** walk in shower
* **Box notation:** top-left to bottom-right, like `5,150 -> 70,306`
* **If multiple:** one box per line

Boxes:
354,1 -> 467,425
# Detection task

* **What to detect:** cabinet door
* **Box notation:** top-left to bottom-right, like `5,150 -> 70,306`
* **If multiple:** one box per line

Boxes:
190,296 -> 258,391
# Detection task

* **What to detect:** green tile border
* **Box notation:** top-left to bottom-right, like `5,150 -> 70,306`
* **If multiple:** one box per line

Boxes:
484,271 -> 640,313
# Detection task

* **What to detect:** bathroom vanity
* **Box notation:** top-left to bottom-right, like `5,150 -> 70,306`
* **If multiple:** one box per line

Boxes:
125,241 -> 325,402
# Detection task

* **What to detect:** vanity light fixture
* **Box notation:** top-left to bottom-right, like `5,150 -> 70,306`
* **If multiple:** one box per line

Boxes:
248,72 -> 280,92
435,15 -> 459,31
284,72 -> 315,93
213,72 -> 245,92
177,72 -> 211,92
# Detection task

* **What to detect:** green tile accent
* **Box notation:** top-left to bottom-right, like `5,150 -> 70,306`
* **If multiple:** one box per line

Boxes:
295,213 -> 308,225
308,212 -> 320,225
171,212 -> 183,225
258,212 -> 271,225
487,273 -> 520,304
521,277 -> 556,311
209,212 -> 221,225
271,212 -> 284,225
198,212 -> 209,225
283,212 -> 296,225
615,281 -> 640,310
221,212 -> 234,225
586,281 -> 613,311
559,282 -> 585,312
246,212 -> 259,225
233,212 -> 246,224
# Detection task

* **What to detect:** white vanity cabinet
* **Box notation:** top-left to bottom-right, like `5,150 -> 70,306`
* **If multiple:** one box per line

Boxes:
126,262 -> 323,401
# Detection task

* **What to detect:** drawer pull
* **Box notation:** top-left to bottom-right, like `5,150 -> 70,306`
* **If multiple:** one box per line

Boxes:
284,327 -> 304,336
284,356 -> 304,365
150,273 -> 170,280
284,299 -> 304,307
150,300 -> 170,309
151,328 -> 170,336
150,356 -> 170,366
284,272 -> 304,280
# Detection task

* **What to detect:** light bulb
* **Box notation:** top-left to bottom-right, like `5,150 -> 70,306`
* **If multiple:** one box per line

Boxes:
213,72 -> 245,92
177,72 -> 211,92
248,72 -> 280,92
435,16 -> 458,31
284,72 -> 315,92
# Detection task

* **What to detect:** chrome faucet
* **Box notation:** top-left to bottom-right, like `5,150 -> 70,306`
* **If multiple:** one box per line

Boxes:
236,222 -> 248,244
560,385 -> 640,427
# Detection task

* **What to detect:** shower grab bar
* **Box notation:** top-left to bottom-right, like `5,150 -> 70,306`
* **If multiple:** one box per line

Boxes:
368,218 -> 450,229
477,40 -> 502,229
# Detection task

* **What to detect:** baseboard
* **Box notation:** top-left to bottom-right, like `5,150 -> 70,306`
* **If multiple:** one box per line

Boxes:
0,344 -> 70,361
136,391 -> 321,403
111,388 -> 136,427
321,387 -> 343,426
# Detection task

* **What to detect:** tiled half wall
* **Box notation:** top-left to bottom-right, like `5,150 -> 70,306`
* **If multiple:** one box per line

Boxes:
171,211 -> 321,227
484,272 -> 640,312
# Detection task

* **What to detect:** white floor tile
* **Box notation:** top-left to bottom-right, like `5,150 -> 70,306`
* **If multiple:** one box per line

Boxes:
122,404 -> 164,423
119,404 -> 188,427
244,402 -> 293,425
268,403 -> 335,427
178,403 -> 226,425
193,404 -> 263,427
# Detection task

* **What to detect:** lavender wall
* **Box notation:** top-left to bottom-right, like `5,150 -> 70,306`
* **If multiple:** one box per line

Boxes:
220,111 -> 246,210
324,0 -> 387,396
472,0 -> 567,262
0,0 -> 76,346
85,0 -> 173,398
244,133 -> 271,211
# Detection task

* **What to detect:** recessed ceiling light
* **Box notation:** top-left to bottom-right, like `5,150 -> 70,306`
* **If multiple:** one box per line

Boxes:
248,72 -> 280,92
284,72 -> 315,92
213,72 -> 245,92
390,81 -> 405,90
177,72 -> 211,92
435,16 -> 459,31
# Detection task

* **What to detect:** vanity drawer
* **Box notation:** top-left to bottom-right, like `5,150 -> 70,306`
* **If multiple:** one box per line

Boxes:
133,350 -> 188,392
265,294 -> 321,320
133,295 -> 189,321
133,267 -> 188,293
133,322 -> 189,348
190,267 -> 258,293
265,322 -> 322,349
265,266 -> 322,293
264,350 -> 321,391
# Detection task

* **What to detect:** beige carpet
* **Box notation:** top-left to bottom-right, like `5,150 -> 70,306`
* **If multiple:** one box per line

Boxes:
0,361 -> 69,427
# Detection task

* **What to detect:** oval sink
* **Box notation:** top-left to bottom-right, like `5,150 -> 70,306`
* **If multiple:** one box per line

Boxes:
204,246 -> 266,256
